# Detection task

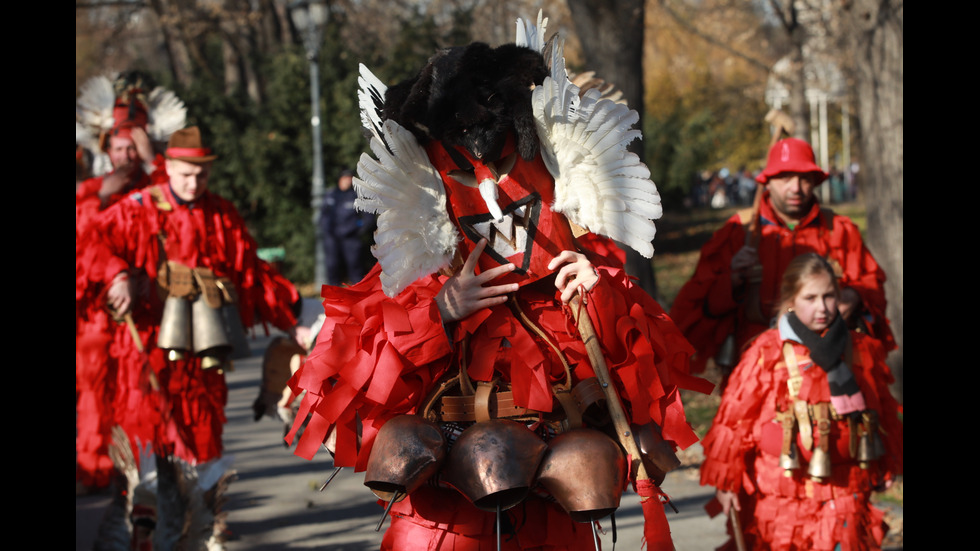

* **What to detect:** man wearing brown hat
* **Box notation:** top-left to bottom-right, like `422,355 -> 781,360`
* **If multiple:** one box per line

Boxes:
669,138 -> 894,382
77,126 -> 310,475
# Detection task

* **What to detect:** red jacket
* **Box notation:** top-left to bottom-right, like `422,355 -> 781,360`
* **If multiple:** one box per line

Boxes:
669,193 -> 894,374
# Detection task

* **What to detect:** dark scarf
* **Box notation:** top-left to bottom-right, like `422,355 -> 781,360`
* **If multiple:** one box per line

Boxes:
786,312 -> 862,400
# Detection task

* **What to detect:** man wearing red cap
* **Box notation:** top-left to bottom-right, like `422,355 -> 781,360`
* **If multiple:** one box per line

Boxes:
76,99 -> 168,240
76,126 -> 309,474
669,138 -> 894,381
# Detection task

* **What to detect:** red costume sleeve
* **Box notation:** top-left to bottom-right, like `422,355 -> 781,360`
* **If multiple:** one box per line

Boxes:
849,333 -> 903,478
287,265 -> 453,466
668,214 -> 746,372
826,215 -> 895,351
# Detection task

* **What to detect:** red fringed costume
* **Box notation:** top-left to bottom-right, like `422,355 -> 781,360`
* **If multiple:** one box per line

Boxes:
75,158 -> 167,489
289,257 -> 712,549
287,14 -> 715,547
669,194 -> 895,374
76,183 -> 300,465
699,327 -> 903,550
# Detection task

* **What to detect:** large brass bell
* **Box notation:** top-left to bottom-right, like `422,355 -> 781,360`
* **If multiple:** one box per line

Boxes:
779,440 -> 801,474
807,447 -> 832,480
363,415 -> 447,502
536,428 -> 626,523
157,296 -> 192,360
441,419 -> 548,512
857,429 -> 885,468
192,293 -> 233,369
220,301 -> 252,360
216,279 -> 251,360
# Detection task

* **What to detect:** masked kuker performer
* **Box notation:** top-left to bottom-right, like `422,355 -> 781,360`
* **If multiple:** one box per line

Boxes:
287,13 -> 711,550
75,71 -> 186,492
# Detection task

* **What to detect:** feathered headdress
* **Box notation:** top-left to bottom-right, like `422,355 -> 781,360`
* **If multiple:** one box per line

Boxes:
355,11 -> 662,297
76,70 -> 187,177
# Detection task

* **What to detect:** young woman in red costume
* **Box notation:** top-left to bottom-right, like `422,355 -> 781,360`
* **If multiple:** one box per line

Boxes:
700,253 -> 902,550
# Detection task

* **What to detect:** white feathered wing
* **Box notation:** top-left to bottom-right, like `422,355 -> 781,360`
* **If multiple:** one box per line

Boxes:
354,64 -> 459,297
532,39 -> 662,258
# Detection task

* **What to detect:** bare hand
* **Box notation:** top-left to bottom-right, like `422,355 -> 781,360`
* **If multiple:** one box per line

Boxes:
130,126 -> 156,165
98,162 -> 141,206
106,273 -> 134,316
730,245 -> 760,286
290,325 -> 313,350
548,250 -> 599,304
716,488 -> 740,515
436,239 -> 518,323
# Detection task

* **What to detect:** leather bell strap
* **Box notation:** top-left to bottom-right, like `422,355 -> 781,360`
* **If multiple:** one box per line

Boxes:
782,342 -> 813,451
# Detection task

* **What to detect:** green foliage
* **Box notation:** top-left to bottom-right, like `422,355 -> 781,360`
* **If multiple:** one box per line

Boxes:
644,62 -> 769,208
155,9 -> 479,287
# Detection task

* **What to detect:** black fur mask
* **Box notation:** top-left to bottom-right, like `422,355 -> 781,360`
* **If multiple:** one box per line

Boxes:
383,42 -> 548,163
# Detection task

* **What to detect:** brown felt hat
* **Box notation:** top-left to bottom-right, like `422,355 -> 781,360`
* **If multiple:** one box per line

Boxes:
165,126 -> 218,163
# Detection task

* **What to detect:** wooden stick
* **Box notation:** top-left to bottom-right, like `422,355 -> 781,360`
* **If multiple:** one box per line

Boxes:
568,295 -> 649,484
730,507 -> 747,551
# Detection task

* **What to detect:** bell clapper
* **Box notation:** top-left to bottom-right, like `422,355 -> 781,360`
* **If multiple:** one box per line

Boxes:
375,489 -> 402,532
611,511 -> 618,550
318,466 -> 343,492
496,500 -> 502,551
591,516 -> 600,551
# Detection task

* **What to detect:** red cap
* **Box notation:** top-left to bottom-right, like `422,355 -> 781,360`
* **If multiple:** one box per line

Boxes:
102,99 -> 148,149
756,138 -> 828,184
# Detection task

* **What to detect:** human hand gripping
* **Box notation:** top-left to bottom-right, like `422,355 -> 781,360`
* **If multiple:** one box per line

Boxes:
436,239 -> 519,323
130,126 -> 156,166
549,250 -> 599,304
106,272 -> 134,316
716,488 -> 741,515
730,245 -> 760,287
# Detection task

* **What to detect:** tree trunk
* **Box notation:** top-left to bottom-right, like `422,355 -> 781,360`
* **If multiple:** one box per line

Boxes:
843,0 -> 903,401
566,0 -> 657,297
148,0 -> 195,88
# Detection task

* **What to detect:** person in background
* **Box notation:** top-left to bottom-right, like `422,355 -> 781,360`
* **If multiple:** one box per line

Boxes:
700,253 -> 902,550
319,169 -> 375,286
75,72 -> 179,494
76,126 -> 309,483
669,138 -> 894,386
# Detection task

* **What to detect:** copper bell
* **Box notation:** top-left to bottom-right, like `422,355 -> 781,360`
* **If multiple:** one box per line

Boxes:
220,301 -> 252,360
537,428 -> 626,523
216,279 -> 251,360
633,423 -> 681,486
363,415 -> 447,502
441,419 -> 548,512
192,293 -> 233,369
807,447 -> 832,480
157,296 -> 192,359
857,430 -> 885,468
714,333 -> 737,369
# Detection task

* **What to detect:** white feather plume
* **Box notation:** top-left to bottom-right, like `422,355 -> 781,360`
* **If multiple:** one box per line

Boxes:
354,64 -> 459,297
356,120 -> 458,297
357,63 -> 388,147
76,73 -> 187,177
532,39 -> 662,258
515,10 -> 548,53
146,87 -> 187,143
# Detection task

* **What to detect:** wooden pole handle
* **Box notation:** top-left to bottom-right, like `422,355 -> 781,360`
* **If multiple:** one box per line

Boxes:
568,294 -> 649,483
